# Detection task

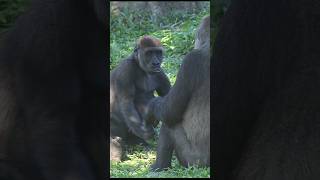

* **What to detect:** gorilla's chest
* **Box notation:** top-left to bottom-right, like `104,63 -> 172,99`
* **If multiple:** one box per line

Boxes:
134,74 -> 158,114
135,74 -> 158,95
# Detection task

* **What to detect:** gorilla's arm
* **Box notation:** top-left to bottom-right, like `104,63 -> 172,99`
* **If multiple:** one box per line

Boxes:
115,77 -> 151,140
155,70 -> 171,96
148,50 -> 204,126
119,96 -> 148,139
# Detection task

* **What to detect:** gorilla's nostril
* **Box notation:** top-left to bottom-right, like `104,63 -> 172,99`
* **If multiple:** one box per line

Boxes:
152,62 -> 160,66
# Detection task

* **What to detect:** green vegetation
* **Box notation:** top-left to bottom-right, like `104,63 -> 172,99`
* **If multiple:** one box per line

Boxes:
110,147 -> 210,178
110,124 -> 210,178
0,0 -> 29,32
110,5 -> 210,178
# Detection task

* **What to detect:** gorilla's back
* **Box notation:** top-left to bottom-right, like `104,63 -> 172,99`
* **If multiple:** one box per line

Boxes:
181,50 -> 210,166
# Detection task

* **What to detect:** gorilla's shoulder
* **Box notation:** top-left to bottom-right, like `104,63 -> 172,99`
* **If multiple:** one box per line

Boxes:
182,49 -> 207,67
110,56 -> 138,82
121,56 -> 137,68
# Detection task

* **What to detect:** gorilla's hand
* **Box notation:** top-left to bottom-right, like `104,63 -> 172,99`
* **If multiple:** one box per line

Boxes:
144,98 -> 161,127
127,120 -> 155,141
140,121 -> 155,140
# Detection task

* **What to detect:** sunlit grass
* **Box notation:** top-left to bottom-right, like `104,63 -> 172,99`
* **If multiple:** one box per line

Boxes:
110,143 -> 210,178
110,124 -> 210,178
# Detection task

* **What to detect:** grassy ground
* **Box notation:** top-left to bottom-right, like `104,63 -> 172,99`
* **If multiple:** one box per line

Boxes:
110,3 -> 210,178
110,124 -> 210,178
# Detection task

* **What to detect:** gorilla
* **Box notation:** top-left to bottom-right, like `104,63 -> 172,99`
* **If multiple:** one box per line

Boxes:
213,0 -> 320,180
0,0 -> 107,180
110,36 -> 171,161
145,15 -> 210,171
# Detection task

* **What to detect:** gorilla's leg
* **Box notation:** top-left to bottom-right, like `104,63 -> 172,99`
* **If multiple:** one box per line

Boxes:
171,125 -> 193,167
112,116 -> 148,146
126,132 -> 148,146
172,125 -> 209,167
110,116 -> 128,138
151,125 -> 174,171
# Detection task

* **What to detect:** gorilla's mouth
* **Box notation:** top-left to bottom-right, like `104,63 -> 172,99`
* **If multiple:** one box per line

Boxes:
151,66 -> 161,73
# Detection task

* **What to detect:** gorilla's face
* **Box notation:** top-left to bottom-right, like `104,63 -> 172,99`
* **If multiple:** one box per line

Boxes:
137,47 -> 164,73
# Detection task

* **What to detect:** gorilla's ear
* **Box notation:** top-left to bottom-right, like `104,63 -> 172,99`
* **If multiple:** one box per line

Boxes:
133,44 -> 139,59
134,44 -> 140,52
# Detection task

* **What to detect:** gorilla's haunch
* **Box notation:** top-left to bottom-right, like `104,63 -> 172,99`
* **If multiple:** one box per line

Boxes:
0,0 -> 107,179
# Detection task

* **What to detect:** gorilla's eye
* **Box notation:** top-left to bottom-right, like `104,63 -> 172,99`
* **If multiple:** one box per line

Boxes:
145,51 -> 152,57
155,51 -> 163,59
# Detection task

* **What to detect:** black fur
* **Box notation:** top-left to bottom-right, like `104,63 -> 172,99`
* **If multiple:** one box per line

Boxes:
0,0 -> 107,179
213,0 -> 320,179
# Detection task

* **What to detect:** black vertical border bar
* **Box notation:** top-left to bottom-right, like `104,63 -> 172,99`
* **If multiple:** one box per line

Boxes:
210,0 -> 214,178
106,0 -> 111,179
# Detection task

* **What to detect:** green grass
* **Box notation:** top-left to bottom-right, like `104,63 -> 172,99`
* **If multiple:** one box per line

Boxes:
110,145 -> 210,178
110,4 -> 210,177
110,124 -> 210,178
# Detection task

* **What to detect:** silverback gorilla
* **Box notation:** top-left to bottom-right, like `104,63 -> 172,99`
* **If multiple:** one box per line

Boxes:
145,16 -> 210,170
110,36 -> 171,161
213,0 -> 320,180
0,0 -> 107,180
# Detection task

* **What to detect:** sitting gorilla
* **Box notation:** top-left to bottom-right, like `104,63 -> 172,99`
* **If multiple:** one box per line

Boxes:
110,36 -> 171,161
0,0 -> 107,179
145,16 -> 210,171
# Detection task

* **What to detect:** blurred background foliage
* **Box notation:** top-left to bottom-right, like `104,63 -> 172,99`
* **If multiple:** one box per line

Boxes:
0,0 -> 29,33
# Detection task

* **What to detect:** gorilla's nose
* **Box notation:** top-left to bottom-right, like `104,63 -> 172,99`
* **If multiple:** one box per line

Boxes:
152,62 -> 160,67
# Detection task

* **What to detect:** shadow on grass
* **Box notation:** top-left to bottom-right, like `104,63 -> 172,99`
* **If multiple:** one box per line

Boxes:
110,135 -> 210,178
